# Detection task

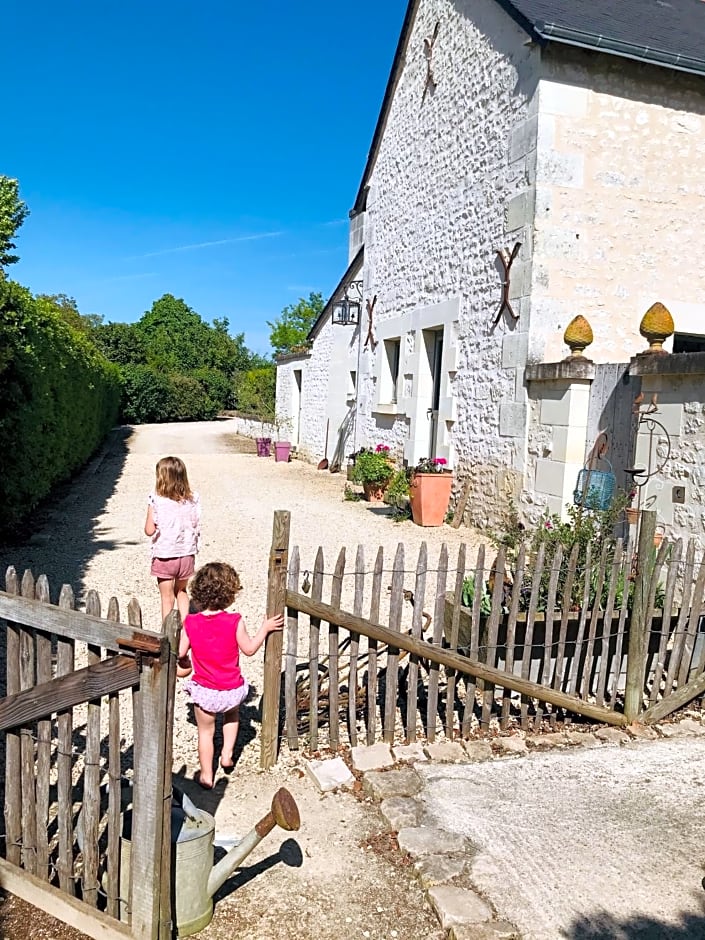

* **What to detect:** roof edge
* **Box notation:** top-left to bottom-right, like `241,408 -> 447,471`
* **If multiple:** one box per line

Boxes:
535,20 -> 705,78
350,0 -> 420,216
306,246 -> 365,342
350,0 -> 540,217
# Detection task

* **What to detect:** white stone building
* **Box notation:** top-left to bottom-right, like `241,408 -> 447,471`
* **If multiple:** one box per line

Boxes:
277,0 -> 705,530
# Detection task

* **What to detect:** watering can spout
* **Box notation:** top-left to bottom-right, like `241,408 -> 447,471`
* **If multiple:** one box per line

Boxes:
206,787 -> 300,898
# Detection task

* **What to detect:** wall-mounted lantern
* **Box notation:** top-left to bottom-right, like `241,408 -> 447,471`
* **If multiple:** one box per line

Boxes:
332,279 -> 363,326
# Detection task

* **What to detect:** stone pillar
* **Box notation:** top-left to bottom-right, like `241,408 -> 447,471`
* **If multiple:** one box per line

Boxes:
525,357 -> 596,519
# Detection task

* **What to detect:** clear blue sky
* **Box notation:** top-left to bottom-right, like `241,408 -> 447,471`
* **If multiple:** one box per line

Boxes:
4,1 -> 406,354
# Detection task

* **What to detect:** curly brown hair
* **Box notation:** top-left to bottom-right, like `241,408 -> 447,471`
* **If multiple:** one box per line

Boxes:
189,562 -> 242,612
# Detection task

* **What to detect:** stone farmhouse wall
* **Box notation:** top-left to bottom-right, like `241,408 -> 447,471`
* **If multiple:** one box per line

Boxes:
531,49 -> 705,364
358,0 -> 541,528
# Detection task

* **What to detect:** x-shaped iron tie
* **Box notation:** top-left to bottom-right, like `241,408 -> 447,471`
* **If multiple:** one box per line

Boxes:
364,295 -> 378,350
492,241 -> 522,327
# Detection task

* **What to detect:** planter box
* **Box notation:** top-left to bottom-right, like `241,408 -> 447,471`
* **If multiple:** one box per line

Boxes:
409,472 -> 452,526
275,442 -> 291,463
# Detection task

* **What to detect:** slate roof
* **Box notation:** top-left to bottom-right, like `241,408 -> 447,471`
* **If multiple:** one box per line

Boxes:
351,0 -> 705,215
500,0 -> 705,75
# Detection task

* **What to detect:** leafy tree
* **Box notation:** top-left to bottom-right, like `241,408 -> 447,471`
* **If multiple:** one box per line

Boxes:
92,321 -> 147,366
35,293 -> 105,337
234,365 -> 276,421
0,177 -> 29,272
267,291 -> 324,356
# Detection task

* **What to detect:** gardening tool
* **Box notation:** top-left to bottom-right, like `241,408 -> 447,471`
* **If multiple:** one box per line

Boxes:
82,785 -> 301,937
318,420 -> 329,470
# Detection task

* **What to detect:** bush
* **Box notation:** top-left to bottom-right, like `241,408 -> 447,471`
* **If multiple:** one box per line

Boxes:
168,374 -> 219,421
0,279 -> 120,533
349,447 -> 395,487
120,367 -> 219,423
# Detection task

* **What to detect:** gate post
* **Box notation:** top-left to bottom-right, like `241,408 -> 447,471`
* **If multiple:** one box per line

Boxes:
624,509 -> 657,722
129,612 -> 176,940
260,511 -> 290,769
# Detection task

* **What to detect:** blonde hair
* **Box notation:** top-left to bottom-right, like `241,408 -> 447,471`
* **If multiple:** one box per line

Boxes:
155,456 -> 193,502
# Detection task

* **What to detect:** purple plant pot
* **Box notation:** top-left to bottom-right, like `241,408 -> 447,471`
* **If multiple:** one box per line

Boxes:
275,442 -> 291,463
256,437 -> 272,457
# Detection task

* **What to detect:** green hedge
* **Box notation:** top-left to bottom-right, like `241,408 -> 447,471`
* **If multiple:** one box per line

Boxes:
0,279 -> 121,533
120,366 -> 220,423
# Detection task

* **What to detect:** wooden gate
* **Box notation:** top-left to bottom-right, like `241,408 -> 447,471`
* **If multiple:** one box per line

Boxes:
259,511 -> 705,765
0,567 -> 178,940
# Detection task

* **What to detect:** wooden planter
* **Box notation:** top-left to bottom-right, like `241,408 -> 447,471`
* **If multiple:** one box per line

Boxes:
409,472 -> 452,526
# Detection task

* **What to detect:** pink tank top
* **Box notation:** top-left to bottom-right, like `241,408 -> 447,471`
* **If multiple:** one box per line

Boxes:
183,611 -> 244,691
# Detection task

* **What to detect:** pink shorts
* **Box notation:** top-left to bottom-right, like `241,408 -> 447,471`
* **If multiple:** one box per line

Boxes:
151,555 -> 195,580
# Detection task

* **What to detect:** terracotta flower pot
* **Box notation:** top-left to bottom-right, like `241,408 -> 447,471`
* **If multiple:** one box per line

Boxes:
626,507 -> 640,525
363,481 -> 387,502
409,472 -> 453,526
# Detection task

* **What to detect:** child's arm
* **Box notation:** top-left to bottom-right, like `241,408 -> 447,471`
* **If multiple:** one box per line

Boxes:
144,504 -> 157,537
177,626 -> 192,678
236,613 -> 284,657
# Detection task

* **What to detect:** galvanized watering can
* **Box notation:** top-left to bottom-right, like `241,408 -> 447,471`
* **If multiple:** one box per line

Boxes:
80,783 -> 301,936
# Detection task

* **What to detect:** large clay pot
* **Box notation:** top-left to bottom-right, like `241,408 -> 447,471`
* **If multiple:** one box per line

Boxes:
409,472 -> 452,526
363,481 -> 387,502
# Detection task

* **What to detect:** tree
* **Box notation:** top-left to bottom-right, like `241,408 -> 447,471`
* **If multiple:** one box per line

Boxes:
267,291 -> 324,357
0,177 -> 29,272
35,294 -> 104,336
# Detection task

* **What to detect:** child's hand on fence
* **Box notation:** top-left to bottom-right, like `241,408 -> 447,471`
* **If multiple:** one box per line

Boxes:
263,613 -> 284,634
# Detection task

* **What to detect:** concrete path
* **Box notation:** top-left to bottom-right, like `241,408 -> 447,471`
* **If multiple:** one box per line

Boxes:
417,737 -> 705,939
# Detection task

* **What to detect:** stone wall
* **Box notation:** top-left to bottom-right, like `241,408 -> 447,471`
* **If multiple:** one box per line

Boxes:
630,352 -> 705,548
357,0 -> 541,527
275,317 -> 359,466
532,48 -> 705,364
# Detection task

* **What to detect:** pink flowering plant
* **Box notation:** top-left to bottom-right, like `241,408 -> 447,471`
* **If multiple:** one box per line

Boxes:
414,455 -> 449,474
350,444 -> 395,487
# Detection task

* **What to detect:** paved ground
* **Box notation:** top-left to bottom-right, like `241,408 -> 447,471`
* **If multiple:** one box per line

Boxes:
417,737 -> 705,939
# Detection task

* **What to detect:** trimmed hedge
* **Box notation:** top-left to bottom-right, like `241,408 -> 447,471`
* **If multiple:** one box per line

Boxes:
120,366 -> 220,423
0,279 -> 121,533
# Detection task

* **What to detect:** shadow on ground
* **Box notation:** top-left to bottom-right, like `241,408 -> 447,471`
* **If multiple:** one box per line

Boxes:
0,427 -> 132,604
563,906 -> 705,939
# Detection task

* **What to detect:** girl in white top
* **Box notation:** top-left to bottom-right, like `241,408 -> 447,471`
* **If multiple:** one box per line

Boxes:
144,456 -> 201,625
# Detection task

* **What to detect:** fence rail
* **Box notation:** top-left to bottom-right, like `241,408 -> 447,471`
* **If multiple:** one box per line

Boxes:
260,510 -> 705,765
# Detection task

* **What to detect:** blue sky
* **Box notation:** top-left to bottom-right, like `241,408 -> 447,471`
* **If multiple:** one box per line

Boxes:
4,1 -> 406,353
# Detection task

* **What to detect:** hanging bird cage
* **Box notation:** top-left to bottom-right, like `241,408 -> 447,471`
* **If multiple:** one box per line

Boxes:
573,459 -> 616,512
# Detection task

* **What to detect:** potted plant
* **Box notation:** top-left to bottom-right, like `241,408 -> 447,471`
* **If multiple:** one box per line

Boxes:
349,445 -> 395,501
274,417 -> 293,463
409,456 -> 452,526
625,488 -> 639,525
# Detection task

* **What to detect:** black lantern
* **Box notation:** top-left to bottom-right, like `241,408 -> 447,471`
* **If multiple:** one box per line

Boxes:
332,280 -> 362,326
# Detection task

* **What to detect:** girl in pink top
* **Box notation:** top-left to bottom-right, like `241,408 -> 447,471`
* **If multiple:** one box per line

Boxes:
144,456 -> 201,626
177,561 -> 283,789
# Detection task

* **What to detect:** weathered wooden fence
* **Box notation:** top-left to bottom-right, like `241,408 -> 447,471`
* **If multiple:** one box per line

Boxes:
0,567 -> 178,940
259,510 -> 705,765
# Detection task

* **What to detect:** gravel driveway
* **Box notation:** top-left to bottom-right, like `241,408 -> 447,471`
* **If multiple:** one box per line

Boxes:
0,418 -> 484,940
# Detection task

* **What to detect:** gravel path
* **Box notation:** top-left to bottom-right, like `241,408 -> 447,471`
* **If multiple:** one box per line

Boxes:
0,418 -> 485,940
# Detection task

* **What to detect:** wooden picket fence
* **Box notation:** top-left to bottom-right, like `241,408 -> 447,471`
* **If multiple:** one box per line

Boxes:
0,567 -> 178,940
259,510 -> 705,764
